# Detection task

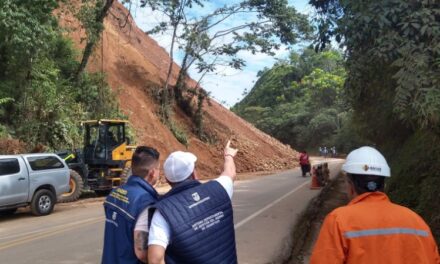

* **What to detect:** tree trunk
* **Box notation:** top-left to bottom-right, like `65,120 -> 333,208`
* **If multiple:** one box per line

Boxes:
76,0 -> 114,80
164,21 -> 179,94
195,91 -> 205,137
175,51 -> 190,99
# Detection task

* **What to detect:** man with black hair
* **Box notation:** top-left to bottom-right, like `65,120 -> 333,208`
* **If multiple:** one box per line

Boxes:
101,146 -> 160,264
310,146 -> 439,264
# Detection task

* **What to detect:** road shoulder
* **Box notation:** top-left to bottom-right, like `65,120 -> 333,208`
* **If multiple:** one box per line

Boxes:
285,173 -> 349,264
235,160 -> 344,264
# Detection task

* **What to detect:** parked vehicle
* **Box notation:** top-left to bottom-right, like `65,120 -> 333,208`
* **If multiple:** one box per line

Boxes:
57,119 -> 134,203
0,154 -> 70,216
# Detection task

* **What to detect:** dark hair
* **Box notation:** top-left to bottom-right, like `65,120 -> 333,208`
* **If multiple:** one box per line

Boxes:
131,146 -> 160,176
347,173 -> 385,194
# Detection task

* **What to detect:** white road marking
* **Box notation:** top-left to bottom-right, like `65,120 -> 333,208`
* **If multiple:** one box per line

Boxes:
0,217 -> 103,250
234,180 -> 310,229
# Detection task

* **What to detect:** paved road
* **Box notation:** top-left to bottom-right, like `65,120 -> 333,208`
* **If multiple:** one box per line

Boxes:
234,158 -> 343,263
0,158 -> 343,264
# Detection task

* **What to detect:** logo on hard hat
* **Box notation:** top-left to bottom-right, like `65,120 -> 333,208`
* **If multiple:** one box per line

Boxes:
363,165 -> 382,172
192,192 -> 200,202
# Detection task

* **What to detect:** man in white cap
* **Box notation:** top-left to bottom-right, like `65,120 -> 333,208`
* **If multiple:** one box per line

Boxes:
310,146 -> 439,264
148,141 -> 238,264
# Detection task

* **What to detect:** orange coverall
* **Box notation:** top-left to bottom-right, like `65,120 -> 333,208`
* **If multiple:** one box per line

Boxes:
310,192 -> 440,264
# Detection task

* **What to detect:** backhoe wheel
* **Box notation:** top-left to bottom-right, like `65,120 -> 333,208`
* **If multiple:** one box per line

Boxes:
31,189 -> 55,216
59,170 -> 84,203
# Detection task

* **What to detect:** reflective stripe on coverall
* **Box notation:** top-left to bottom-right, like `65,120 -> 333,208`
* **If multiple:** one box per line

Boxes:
310,192 -> 440,264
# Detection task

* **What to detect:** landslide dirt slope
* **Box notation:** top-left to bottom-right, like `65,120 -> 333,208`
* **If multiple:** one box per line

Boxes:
59,2 -> 298,178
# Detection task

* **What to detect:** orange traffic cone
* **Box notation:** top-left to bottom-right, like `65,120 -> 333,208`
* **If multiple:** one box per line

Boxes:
310,166 -> 321,189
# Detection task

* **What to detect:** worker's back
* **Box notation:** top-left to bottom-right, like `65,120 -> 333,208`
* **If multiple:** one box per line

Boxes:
311,192 -> 440,264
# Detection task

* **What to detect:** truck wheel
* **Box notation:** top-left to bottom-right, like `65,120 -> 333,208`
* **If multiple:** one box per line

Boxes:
59,170 -> 84,203
31,189 -> 55,216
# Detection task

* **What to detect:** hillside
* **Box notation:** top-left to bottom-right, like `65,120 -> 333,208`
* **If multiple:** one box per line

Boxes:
58,1 -> 298,178
232,49 -> 351,152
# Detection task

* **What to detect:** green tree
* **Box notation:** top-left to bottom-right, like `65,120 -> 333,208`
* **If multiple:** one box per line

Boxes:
137,0 -> 312,139
311,0 -> 440,129
233,48 -> 352,151
302,68 -> 345,110
75,0 -> 115,80
310,0 -> 440,243
139,0 -> 204,121
0,0 -> 61,142
0,0 -> 124,150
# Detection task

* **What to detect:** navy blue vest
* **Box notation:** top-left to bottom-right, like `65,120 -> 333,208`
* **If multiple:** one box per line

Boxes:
155,180 -> 237,264
102,176 -> 158,264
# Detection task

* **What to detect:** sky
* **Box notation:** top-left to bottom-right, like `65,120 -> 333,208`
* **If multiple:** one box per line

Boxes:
126,0 -> 312,108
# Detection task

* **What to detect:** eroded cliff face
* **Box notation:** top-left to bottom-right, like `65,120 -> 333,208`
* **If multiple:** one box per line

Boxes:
59,1 -> 298,178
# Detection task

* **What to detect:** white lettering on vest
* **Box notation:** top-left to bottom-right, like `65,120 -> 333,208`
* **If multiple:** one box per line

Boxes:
192,211 -> 224,231
188,196 -> 211,209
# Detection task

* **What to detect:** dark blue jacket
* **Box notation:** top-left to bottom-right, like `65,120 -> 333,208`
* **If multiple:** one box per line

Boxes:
101,176 -> 158,264
155,180 -> 237,264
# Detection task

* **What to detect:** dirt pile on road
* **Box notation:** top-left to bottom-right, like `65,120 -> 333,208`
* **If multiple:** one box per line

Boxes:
57,2 -> 298,178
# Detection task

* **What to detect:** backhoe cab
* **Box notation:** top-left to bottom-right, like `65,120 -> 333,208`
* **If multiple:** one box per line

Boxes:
58,119 -> 134,203
83,119 -> 131,165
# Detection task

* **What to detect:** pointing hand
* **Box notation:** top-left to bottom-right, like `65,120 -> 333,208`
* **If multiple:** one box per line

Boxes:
224,140 -> 238,158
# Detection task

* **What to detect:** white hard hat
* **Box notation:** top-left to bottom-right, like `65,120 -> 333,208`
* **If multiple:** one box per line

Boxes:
342,146 -> 390,177
164,151 -> 197,183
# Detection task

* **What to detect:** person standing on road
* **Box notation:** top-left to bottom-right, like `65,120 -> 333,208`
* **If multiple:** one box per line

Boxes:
310,146 -> 440,264
299,150 -> 311,177
331,146 -> 337,157
101,146 -> 161,264
148,141 -> 238,264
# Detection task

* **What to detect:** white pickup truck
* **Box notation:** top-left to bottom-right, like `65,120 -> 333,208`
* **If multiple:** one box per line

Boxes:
0,153 -> 70,216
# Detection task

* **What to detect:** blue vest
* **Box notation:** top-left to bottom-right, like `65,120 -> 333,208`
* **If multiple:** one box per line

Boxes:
101,176 -> 158,264
155,180 -> 237,264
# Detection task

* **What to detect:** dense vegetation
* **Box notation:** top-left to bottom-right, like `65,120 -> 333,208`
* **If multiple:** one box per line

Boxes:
235,0 -> 440,243
233,48 -> 364,152
309,0 -> 440,243
0,0 -> 122,151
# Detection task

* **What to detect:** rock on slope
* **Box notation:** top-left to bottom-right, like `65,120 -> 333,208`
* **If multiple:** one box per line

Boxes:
59,1 -> 298,178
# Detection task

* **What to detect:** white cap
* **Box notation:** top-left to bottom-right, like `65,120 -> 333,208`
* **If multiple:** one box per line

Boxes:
342,146 -> 391,177
164,151 -> 197,183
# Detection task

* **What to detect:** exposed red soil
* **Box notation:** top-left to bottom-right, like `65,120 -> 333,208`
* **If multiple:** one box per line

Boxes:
0,139 -> 27,154
57,2 -> 298,179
